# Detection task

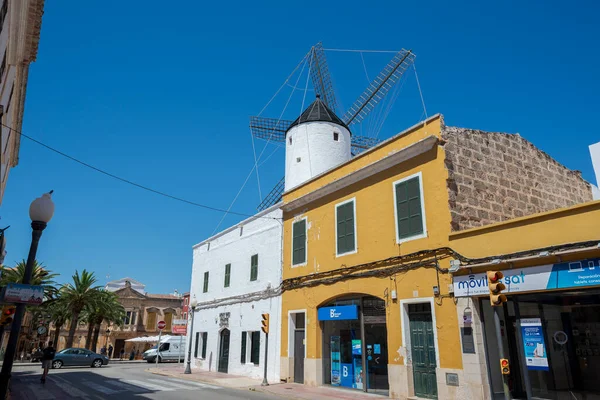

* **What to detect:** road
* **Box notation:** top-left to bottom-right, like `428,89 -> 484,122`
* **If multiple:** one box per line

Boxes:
9,362 -> 281,400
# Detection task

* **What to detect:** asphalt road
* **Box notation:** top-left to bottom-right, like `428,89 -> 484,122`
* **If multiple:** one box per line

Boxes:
9,362 -> 281,399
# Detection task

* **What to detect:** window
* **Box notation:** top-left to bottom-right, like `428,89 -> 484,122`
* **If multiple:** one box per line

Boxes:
0,1 -> 7,33
194,332 -> 200,358
333,132 -> 339,141
292,219 -> 307,265
131,312 -> 137,326
146,312 -> 157,331
250,331 -> 260,365
160,343 -> 170,351
394,173 -> 426,242
183,312 -> 187,320
164,313 -> 173,331
184,298 -> 188,306
296,157 -> 301,163
289,137 -> 292,145
250,254 -> 258,281
201,332 -> 208,358
336,199 -> 356,256
5,84 -> 13,114
124,311 -> 131,325
224,264 -> 231,287
203,271 -> 209,293
241,332 -> 247,363
0,52 -> 6,84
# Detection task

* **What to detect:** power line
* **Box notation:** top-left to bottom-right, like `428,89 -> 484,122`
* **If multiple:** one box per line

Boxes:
0,122 -> 282,220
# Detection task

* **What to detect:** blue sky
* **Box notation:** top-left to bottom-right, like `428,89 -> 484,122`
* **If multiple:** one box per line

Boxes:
1,1 -> 599,294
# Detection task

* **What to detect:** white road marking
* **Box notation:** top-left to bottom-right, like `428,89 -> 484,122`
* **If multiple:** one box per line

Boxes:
121,379 -> 175,392
51,375 -> 90,398
80,380 -> 120,395
103,380 -> 147,393
156,378 -> 222,390
28,383 -> 56,400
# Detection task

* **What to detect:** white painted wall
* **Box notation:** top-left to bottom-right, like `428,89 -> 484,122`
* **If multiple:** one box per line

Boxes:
590,142 -> 600,200
0,0 -> 16,202
186,205 -> 283,382
285,121 -> 351,191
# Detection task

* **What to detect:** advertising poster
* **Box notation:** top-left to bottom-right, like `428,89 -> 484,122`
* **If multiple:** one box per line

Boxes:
520,318 -> 549,371
330,336 -> 341,386
352,339 -> 362,355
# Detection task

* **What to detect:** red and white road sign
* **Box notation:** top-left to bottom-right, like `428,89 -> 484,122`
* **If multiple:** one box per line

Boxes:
157,320 -> 166,330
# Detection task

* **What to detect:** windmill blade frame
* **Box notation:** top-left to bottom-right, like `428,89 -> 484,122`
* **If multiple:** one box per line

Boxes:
249,116 -> 294,143
310,42 -> 338,113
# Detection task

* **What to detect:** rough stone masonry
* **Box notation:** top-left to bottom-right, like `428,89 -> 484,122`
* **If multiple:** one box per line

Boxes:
442,123 -> 592,231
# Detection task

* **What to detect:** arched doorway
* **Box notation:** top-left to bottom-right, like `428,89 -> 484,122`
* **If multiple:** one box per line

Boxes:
218,328 -> 230,373
319,295 -> 389,395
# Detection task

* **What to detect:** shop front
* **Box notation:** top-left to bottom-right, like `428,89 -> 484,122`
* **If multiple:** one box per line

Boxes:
318,295 -> 389,396
455,255 -> 600,399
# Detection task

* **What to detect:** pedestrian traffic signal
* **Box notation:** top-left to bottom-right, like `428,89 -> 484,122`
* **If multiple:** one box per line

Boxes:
0,305 -> 16,326
500,358 -> 510,375
487,271 -> 507,306
261,313 -> 269,334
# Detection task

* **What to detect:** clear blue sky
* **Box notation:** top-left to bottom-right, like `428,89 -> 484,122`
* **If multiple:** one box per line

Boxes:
1,1 -> 599,294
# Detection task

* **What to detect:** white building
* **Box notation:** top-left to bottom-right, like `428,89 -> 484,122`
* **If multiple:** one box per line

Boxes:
0,0 -> 45,203
590,142 -> 600,200
187,204 -> 282,382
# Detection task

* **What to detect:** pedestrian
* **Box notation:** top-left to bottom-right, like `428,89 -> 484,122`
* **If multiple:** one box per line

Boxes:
119,348 -> 125,360
108,344 -> 113,359
129,348 -> 135,360
136,349 -> 140,360
40,342 -> 56,384
100,345 -> 107,355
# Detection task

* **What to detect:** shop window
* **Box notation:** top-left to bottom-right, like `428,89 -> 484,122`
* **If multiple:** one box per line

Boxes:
224,263 -> 231,287
203,271 -> 209,293
336,199 -> 356,256
393,172 -> 426,242
250,254 -> 258,281
250,331 -> 260,365
292,219 -> 307,266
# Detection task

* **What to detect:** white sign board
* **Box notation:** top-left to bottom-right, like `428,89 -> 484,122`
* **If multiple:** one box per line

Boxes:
2,283 -> 44,305
453,264 -> 553,297
172,319 -> 187,325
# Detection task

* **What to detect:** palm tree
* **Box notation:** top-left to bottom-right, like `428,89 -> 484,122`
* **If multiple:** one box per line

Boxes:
60,270 -> 100,348
87,291 -> 126,352
45,299 -> 70,348
0,260 -> 58,298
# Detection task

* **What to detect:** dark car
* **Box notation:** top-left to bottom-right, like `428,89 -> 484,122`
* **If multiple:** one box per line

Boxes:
51,348 -> 109,369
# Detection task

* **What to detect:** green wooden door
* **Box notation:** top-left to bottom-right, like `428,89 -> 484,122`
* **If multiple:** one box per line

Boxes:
409,303 -> 437,399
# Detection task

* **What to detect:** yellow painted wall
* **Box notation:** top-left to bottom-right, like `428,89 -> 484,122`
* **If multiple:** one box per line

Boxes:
281,115 -> 463,371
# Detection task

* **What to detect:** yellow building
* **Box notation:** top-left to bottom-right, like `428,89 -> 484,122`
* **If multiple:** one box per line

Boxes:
277,97 -> 592,399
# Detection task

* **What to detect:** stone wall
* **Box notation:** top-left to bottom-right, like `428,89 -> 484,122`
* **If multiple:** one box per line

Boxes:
443,125 -> 593,231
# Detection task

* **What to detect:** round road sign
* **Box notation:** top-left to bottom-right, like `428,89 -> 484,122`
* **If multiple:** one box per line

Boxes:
37,326 -> 47,335
157,320 -> 166,330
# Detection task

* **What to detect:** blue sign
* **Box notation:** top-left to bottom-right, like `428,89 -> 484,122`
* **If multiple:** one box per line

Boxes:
520,318 -> 549,371
352,339 -> 362,355
318,305 -> 359,321
341,363 -> 354,388
374,344 -> 381,355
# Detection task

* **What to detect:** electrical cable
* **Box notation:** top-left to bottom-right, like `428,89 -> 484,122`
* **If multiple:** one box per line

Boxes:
0,122 -> 282,220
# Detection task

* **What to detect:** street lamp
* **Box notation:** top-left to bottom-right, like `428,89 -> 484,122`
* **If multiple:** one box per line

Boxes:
0,192 -> 54,397
105,329 -> 111,347
184,298 -> 198,374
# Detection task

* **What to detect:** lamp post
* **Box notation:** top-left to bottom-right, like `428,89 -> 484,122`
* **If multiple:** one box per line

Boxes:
105,329 -> 111,348
184,299 -> 198,374
0,192 -> 54,397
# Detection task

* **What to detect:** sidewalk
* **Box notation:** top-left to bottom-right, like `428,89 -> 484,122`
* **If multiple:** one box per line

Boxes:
147,364 -> 386,400
5,359 -> 146,367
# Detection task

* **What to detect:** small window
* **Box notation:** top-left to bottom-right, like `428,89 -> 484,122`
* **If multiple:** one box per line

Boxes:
289,137 -> 292,145
241,332 -> 247,363
224,264 -> 231,287
394,173 -> 426,241
250,331 -> 260,365
333,132 -> 339,141
336,200 -> 356,256
292,219 -> 307,265
250,255 -> 258,281
296,157 -> 301,163
201,332 -> 208,358
203,271 -> 209,293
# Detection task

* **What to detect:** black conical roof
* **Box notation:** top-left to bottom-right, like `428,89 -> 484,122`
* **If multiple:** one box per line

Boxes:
286,95 -> 350,135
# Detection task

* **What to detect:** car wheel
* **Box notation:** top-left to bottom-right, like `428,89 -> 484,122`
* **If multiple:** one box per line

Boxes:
92,359 -> 103,368
146,358 -> 155,363
52,360 -> 63,369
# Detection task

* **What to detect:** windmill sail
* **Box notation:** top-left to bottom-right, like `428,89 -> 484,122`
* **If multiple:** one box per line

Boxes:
342,49 -> 415,126
310,42 -> 338,112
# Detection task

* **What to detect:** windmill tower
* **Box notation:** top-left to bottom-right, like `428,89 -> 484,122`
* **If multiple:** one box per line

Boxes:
285,94 -> 351,191
250,43 -> 416,208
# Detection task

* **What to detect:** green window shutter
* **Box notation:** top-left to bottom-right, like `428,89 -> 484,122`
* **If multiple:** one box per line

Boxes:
396,177 -> 424,240
194,332 -> 200,358
250,254 -> 258,281
250,331 -> 260,365
241,332 -> 247,363
224,264 -> 231,287
336,202 -> 355,254
292,220 -> 307,265
201,332 -> 208,358
203,271 -> 209,293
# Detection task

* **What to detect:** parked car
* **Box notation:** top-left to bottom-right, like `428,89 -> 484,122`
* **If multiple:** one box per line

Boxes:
52,348 -> 109,369
143,337 -> 186,363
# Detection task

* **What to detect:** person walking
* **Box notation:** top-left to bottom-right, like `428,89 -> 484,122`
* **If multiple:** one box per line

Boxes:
40,342 -> 56,384
119,348 -> 125,360
100,346 -> 107,356
129,348 -> 135,360
108,344 -> 113,359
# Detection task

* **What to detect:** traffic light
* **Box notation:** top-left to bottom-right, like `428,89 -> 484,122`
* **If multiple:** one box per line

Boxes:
500,358 -> 510,375
487,271 -> 507,306
261,313 -> 269,334
0,305 -> 16,326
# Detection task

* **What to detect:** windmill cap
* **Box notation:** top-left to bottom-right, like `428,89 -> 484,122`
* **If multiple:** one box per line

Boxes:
285,95 -> 350,135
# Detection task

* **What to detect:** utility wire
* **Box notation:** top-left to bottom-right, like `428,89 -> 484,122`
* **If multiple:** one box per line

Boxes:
0,122 -> 281,220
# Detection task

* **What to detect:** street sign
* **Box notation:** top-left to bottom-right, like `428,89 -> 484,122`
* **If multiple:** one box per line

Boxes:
157,320 -> 166,330
1,283 -> 44,305
37,326 -> 47,335
172,325 -> 187,334
172,319 -> 187,325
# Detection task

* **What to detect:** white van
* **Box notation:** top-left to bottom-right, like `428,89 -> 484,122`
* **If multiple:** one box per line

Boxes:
143,336 -> 187,363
